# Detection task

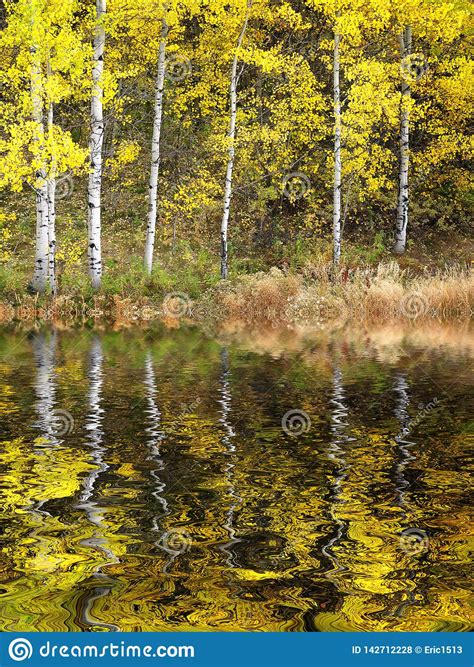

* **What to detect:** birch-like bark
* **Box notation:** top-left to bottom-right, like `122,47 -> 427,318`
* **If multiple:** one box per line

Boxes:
143,351 -> 168,526
392,373 -> 414,506
218,348 -> 241,565
220,0 -> 252,280
79,337 -> 107,523
321,367 -> 352,581
144,18 -> 168,275
394,26 -> 412,255
47,98 -> 57,294
32,331 -> 57,441
30,45 -> 49,294
333,25 -> 342,267
87,0 -> 106,289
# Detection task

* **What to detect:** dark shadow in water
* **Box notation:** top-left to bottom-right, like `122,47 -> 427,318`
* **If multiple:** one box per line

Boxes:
0,324 -> 471,631
391,373 -> 419,619
218,347 -> 242,567
31,330 -> 58,444
75,337 -> 119,631
321,366 -> 355,588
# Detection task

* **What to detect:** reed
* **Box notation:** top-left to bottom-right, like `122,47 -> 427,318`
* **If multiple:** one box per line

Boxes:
0,262 -> 472,325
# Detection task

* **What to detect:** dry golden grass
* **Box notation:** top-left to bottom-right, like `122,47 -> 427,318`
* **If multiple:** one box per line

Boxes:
200,262 -> 472,325
211,320 -> 474,362
0,262 -> 472,325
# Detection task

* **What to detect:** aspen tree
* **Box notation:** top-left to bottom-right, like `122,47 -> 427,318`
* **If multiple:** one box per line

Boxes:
394,25 -> 412,255
333,10 -> 342,266
144,16 -> 168,275
46,72 -> 57,293
30,4 -> 49,293
88,0 -> 106,289
220,0 -> 253,280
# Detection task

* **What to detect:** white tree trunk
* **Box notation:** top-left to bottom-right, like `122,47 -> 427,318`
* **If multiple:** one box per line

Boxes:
220,0 -> 252,280
333,27 -> 342,267
30,45 -> 49,294
47,99 -> 57,294
79,337 -> 107,522
393,373 -> 413,506
218,348 -> 241,563
321,366 -> 352,577
87,0 -> 106,289
32,331 -> 57,441
394,26 -> 412,255
144,18 -> 168,275
143,351 -> 168,525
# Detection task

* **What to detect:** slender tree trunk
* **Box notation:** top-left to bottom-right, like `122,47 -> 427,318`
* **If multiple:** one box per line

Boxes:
392,373 -> 413,506
47,97 -> 57,294
32,331 -> 57,440
143,351 -> 168,524
30,45 -> 49,294
79,337 -> 107,522
333,24 -> 342,267
218,348 -> 241,564
87,0 -> 106,289
144,17 -> 168,275
394,26 -> 412,255
220,0 -> 252,280
321,366 -> 352,580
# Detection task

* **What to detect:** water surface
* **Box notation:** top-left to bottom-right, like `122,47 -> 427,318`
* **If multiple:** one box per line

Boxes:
0,323 -> 472,631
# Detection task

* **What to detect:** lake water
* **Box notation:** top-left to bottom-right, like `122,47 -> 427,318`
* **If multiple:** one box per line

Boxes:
0,323 -> 471,632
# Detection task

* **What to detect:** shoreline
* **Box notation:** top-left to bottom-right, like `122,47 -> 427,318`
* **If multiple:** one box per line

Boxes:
0,264 -> 472,326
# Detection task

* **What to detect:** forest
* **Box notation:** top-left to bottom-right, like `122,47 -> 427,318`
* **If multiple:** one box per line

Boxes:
0,0 -> 472,642
0,0 -> 472,322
